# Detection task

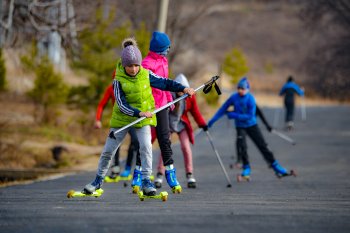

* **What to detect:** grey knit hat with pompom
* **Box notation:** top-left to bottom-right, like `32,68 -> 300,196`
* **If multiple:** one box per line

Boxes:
121,38 -> 142,67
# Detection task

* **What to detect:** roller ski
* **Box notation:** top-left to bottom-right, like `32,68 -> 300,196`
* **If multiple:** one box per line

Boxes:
67,175 -> 104,198
165,167 -> 182,194
104,166 -> 122,183
237,164 -> 251,182
186,173 -> 196,188
104,174 -> 132,183
138,191 -> 168,202
67,188 -> 104,198
271,160 -> 297,178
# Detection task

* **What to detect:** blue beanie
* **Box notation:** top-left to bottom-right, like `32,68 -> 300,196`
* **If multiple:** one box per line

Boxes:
237,77 -> 250,90
150,31 -> 171,53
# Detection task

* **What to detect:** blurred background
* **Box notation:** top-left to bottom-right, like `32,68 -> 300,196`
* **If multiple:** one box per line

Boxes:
0,0 -> 349,182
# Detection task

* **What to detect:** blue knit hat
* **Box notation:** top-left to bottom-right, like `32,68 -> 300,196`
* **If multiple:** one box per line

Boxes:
149,31 -> 171,53
237,77 -> 250,90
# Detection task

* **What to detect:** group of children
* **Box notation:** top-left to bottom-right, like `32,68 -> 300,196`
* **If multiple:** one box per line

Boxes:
83,31 -> 303,197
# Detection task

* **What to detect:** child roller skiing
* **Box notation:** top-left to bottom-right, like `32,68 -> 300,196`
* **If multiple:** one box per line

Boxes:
131,31 -> 183,193
208,77 -> 295,182
233,105 -> 273,168
155,74 -> 208,188
78,38 -> 195,197
95,73 -> 140,181
279,75 -> 304,131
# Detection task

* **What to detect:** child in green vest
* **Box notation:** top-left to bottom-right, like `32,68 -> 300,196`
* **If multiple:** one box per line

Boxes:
82,38 -> 195,196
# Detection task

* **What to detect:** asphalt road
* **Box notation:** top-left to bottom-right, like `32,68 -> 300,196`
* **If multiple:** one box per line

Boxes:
1,106 -> 349,233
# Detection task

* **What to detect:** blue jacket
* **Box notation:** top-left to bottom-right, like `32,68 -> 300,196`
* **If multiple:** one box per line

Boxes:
279,81 -> 304,104
279,81 -> 304,96
208,92 -> 257,128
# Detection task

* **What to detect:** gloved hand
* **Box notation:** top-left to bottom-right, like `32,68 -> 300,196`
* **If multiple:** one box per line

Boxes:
266,125 -> 273,132
201,125 -> 208,131
208,119 -> 215,128
169,104 -> 175,111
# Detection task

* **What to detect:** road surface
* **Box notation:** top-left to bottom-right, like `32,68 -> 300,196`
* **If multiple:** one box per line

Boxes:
0,106 -> 349,233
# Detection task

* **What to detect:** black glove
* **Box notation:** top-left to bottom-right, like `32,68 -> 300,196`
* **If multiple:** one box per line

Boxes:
202,125 -> 208,131
266,125 -> 272,132
109,131 -> 117,140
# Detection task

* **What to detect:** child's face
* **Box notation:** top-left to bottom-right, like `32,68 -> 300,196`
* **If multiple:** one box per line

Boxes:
238,87 -> 248,96
125,64 -> 140,77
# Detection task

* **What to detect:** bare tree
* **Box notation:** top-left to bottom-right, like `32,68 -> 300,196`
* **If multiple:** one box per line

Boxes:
0,0 -> 79,66
167,0 -> 215,65
300,0 -> 350,100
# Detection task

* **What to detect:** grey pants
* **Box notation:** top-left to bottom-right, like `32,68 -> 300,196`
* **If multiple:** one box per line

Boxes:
96,126 -> 152,180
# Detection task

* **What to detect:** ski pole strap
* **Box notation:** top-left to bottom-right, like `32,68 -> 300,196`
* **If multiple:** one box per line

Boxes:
112,75 -> 221,135
203,75 -> 221,95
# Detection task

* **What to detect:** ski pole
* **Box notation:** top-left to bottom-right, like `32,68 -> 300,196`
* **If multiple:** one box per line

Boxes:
271,129 -> 296,145
301,96 -> 306,121
113,75 -> 221,135
204,130 -> 232,188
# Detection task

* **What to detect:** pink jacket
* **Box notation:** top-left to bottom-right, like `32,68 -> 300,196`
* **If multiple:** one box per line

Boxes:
142,51 -> 173,109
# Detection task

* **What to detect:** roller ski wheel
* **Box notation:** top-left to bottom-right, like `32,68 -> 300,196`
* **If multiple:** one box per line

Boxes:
276,170 -> 297,179
138,191 -> 168,202
155,182 -> 162,189
132,185 -> 140,194
104,176 -> 120,183
187,182 -> 196,188
171,185 -> 182,194
67,188 -> 104,198
117,174 -> 132,188
236,174 -> 250,182
230,163 -> 242,169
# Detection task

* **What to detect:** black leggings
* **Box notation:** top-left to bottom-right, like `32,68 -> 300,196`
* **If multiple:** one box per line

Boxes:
285,102 -> 295,122
236,125 -> 275,166
136,108 -> 174,166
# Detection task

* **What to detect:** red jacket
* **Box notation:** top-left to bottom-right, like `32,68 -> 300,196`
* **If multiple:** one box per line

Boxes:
95,85 -> 114,121
180,95 -> 207,144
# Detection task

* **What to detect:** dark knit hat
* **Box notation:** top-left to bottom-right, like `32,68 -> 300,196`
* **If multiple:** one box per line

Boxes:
121,38 -> 142,67
237,77 -> 250,90
149,31 -> 171,53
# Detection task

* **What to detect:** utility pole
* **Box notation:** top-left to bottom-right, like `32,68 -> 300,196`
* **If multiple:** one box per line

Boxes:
157,0 -> 169,32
